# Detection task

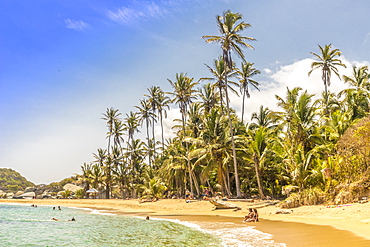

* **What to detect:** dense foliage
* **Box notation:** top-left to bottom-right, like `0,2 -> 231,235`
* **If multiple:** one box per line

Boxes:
0,168 -> 35,192
78,10 -> 370,205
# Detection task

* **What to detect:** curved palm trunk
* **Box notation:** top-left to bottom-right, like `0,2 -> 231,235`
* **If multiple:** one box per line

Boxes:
253,154 -> 265,199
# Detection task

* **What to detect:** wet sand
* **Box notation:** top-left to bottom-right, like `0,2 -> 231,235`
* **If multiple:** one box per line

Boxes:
2,199 -> 370,246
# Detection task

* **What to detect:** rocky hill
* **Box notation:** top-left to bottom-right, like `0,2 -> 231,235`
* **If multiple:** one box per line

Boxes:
0,168 -> 35,192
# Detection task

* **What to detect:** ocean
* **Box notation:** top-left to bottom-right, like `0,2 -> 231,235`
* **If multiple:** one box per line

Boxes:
0,203 -> 284,246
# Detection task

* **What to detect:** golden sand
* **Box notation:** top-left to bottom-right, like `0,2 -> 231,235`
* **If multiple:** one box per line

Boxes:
3,199 -> 370,246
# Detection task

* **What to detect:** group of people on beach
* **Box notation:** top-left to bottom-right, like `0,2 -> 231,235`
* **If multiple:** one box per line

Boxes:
243,208 -> 259,222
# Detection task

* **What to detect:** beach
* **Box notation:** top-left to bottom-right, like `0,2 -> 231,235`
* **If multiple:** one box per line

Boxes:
2,198 -> 370,246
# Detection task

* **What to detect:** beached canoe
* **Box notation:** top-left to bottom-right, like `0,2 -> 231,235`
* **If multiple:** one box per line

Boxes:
210,200 -> 242,210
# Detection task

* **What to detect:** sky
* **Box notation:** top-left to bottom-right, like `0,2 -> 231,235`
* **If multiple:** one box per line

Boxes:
1,0 -> 370,184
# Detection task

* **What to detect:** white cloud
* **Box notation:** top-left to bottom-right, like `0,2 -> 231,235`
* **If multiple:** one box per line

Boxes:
229,57 -> 353,122
65,19 -> 90,31
107,2 -> 167,24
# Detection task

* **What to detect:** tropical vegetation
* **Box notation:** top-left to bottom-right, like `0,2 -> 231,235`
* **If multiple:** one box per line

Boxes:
77,10 -> 370,207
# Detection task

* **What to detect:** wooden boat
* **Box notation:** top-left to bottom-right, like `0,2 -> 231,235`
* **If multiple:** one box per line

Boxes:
210,200 -> 242,210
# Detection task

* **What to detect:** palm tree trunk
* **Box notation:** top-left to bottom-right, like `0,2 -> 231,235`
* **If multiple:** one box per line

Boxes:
151,115 -> 156,160
241,91 -> 246,123
146,118 -> 151,167
182,103 -> 194,195
160,111 -> 165,152
224,75 -> 242,198
253,154 -> 265,199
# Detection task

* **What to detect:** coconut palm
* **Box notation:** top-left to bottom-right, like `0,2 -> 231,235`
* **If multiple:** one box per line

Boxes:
197,83 -> 220,114
203,10 -> 255,197
308,44 -> 346,101
200,57 -> 239,110
155,88 -> 171,152
238,62 -> 260,122
168,73 -> 198,195
102,108 -> 122,155
250,105 -> 278,129
145,86 -> 161,157
339,65 -> 370,120
136,98 -> 155,167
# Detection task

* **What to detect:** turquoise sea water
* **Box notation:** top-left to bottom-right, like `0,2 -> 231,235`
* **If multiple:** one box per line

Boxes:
0,203 -> 283,246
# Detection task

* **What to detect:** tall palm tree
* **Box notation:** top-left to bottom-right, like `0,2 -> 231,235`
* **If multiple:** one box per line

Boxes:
145,86 -> 161,157
238,62 -> 261,122
155,88 -> 171,152
200,57 -> 239,110
203,10 -> 255,197
102,107 -> 122,155
308,44 -> 346,102
123,111 -> 141,144
136,99 -> 155,167
248,126 -> 272,199
168,72 -> 198,195
93,148 -> 108,198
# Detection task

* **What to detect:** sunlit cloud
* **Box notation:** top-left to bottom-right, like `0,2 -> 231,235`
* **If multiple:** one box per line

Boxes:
230,57 -> 353,121
107,2 -> 167,24
65,19 -> 90,31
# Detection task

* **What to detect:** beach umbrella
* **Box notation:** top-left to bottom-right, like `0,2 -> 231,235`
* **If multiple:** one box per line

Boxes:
86,188 -> 98,199
86,188 -> 98,193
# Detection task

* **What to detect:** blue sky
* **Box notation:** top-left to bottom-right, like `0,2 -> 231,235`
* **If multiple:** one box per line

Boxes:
1,0 -> 370,184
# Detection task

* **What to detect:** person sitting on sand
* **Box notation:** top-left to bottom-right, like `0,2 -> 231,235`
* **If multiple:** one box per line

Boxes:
243,208 -> 254,222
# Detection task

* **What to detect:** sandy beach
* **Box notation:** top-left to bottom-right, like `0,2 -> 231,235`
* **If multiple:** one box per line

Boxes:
2,198 -> 370,246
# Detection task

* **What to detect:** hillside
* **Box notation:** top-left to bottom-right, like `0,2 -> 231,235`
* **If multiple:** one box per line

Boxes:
0,168 -> 35,192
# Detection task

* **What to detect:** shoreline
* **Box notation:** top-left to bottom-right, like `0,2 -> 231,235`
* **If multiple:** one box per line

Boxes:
2,199 -> 370,246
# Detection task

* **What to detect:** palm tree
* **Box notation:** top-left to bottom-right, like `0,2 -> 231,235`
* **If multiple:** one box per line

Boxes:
238,62 -> 261,122
146,86 -> 161,157
197,83 -> 220,114
250,105 -> 278,129
168,72 -> 198,195
102,108 -> 122,155
339,65 -> 370,120
136,99 -> 155,167
156,88 -> 171,152
123,111 -> 141,144
308,44 -> 346,103
93,148 -> 109,198
80,163 -> 92,197
203,10 -> 255,197
245,126 -> 274,199
200,57 -> 239,110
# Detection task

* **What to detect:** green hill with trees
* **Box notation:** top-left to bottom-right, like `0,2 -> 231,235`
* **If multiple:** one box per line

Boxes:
0,168 -> 35,192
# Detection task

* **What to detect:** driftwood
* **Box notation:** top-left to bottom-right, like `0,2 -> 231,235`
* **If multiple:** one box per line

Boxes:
210,200 -> 242,210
